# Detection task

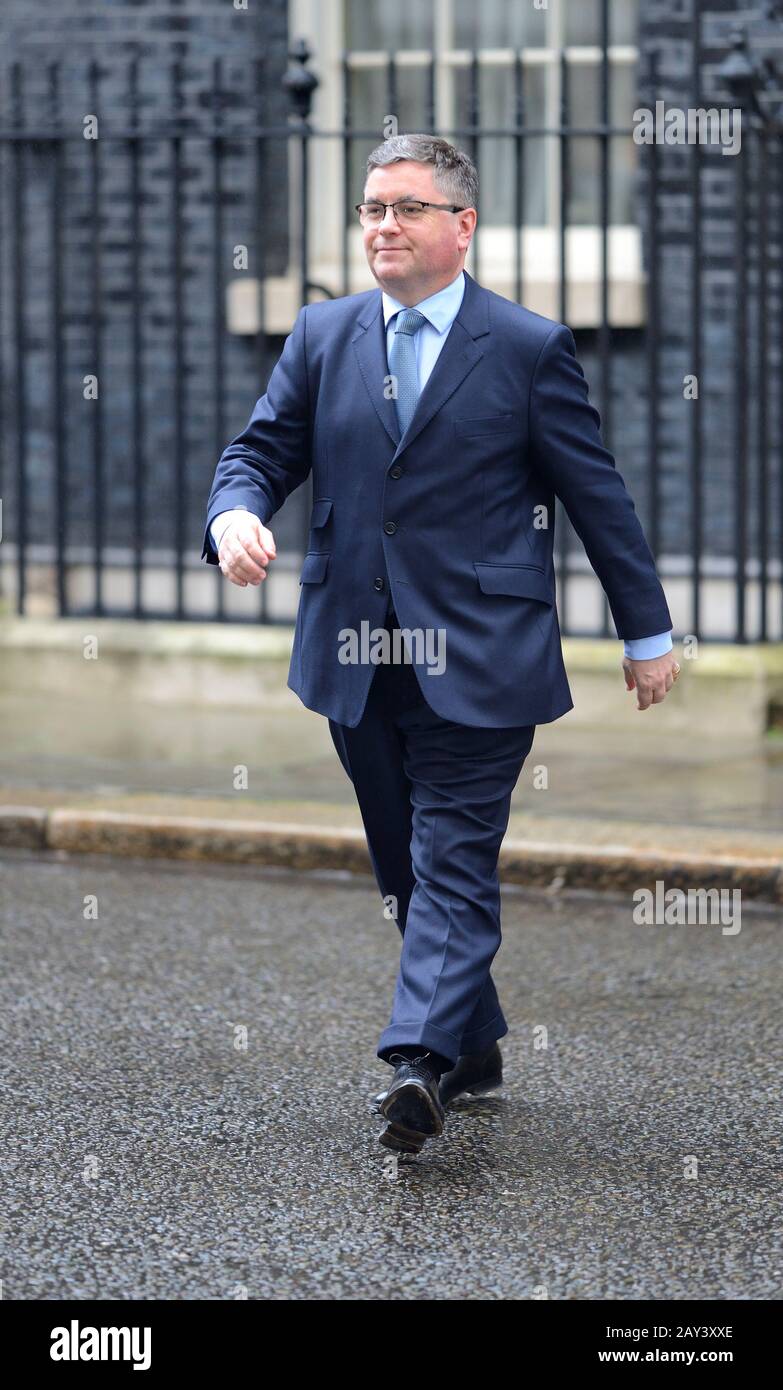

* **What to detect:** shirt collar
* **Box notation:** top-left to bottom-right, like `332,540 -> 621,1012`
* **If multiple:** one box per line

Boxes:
382,270 -> 465,334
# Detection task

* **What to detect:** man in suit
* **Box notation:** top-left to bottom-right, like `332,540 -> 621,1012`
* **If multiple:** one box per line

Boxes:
202,134 -> 678,1156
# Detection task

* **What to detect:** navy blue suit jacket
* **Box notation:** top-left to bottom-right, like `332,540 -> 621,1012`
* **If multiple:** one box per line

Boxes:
202,270 -> 673,729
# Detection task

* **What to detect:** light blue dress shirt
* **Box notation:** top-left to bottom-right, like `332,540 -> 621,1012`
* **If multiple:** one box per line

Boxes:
381,269 -> 468,398
212,269 -> 672,661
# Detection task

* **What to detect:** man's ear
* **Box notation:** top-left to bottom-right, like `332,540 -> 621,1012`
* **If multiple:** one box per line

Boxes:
458,208 -> 477,246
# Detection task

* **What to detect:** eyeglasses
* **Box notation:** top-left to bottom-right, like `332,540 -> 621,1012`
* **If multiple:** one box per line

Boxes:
355,199 -> 466,226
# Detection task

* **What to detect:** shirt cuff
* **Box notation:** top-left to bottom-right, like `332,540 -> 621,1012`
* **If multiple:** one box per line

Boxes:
210,506 -> 249,553
623,630 -> 673,660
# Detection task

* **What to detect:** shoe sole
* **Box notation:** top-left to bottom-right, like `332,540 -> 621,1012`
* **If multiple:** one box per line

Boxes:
378,1122 -> 425,1155
379,1080 -> 444,1138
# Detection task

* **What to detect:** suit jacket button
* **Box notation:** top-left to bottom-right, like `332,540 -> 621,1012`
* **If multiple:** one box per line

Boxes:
383,521 -> 397,535
389,465 -> 402,479
373,577 -> 385,592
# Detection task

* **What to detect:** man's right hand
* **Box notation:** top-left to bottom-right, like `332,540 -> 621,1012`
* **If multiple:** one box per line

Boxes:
217,513 -> 277,587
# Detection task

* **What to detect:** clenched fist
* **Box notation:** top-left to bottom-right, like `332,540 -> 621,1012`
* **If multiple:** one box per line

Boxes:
217,511 -> 277,587
622,650 -> 680,710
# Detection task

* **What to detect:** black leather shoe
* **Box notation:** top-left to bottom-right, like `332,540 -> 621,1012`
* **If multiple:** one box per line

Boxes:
377,1122 -> 425,1155
439,1041 -> 503,1105
370,1042 -> 503,1115
377,1052 -> 446,1149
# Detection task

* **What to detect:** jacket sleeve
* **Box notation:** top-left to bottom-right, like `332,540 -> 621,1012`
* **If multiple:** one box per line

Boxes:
528,323 -> 673,641
201,306 -> 312,565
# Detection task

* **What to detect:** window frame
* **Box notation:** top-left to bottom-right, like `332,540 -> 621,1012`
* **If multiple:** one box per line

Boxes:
227,0 -> 644,334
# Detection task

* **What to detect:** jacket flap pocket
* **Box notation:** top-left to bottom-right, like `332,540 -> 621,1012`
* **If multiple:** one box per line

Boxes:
299,551 -> 330,585
474,561 -> 552,604
309,498 -> 333,528
455,413 -> 514,437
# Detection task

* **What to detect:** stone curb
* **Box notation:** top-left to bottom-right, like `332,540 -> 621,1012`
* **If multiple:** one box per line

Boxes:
1,805 -> 780,904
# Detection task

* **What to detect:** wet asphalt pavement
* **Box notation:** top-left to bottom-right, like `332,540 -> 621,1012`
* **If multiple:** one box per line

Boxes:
1,849 -> 780,1301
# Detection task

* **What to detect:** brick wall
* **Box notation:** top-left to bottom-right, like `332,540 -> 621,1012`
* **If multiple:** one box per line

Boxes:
0,0 -> 293,565
633,0 -> 781,565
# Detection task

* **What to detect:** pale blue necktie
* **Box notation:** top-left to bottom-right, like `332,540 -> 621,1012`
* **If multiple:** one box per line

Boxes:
388,308 -> 428,437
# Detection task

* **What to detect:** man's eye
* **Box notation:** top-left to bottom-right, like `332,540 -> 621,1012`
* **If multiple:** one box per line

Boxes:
400,203 -> 423,215
365,205 -> 384,216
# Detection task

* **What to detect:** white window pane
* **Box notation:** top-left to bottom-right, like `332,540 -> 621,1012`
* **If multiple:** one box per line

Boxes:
565,0 -> 638,46
568,140 -> 637,224
453,0 -> 547,48
454,65 -> 549,225
567,59 -> 637,129
346,66 -> 433,216
611,0 -> 639,46
345,0 -> 433,50
567,65 -> 637,224
610,59 -> 637,125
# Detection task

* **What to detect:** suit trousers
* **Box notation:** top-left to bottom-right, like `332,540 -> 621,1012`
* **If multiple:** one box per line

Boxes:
327,606 -> 536,1068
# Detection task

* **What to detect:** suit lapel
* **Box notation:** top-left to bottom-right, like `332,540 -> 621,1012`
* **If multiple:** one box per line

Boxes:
352,270 -> 490,459
352,299 -> 401,448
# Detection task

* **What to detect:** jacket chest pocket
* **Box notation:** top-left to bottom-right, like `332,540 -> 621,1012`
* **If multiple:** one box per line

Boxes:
454,413 -> 514,437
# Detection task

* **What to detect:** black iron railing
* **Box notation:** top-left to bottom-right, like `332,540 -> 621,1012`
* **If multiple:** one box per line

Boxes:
0,3 -> 782,640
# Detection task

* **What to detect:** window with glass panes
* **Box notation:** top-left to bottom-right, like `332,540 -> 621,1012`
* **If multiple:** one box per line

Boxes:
344,0 -> 638,230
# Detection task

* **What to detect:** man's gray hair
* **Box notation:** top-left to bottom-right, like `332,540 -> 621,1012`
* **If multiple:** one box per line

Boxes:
365,134 -> 478,210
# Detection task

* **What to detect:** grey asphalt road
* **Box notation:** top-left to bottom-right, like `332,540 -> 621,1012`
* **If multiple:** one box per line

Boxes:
1,849 -> 780,1301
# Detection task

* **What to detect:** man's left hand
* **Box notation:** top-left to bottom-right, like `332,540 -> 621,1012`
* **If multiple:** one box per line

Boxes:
622,651 -> 680,710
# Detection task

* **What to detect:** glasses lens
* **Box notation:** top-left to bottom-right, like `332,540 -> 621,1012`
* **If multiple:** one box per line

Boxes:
395,202 -> 426,221
359,203 -> 384,223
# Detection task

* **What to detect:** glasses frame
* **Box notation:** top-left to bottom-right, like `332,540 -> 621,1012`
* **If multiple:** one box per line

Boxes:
354,199 -> 467,224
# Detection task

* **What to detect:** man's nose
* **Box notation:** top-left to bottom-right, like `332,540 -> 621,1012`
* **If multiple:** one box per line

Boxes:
378,206 -> 400,231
